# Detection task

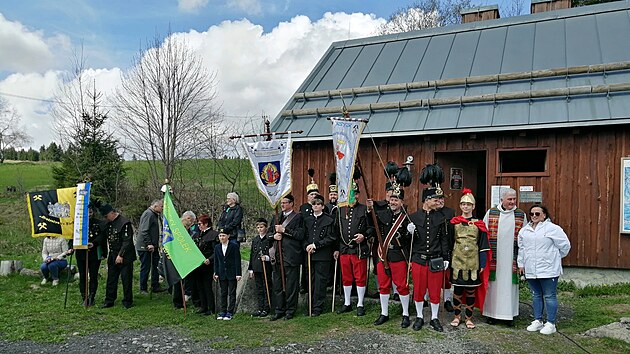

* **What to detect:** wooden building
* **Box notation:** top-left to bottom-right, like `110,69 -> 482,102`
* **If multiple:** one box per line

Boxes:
270,1 -> 630,269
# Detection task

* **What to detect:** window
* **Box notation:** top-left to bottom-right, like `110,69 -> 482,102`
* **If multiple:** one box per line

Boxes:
497,148 -> 548,176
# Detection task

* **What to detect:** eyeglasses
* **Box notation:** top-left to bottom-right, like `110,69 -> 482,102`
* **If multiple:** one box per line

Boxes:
529,212 -> 542,217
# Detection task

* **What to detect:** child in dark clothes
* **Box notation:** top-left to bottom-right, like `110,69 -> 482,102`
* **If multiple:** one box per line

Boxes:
214,229 -> 242,320
248,218 -> 273,317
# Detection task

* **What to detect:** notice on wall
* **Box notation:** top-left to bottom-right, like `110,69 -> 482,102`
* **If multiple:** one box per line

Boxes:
490,185 -> 511,208
520,191 -> 543,203
450,168 -> 463,190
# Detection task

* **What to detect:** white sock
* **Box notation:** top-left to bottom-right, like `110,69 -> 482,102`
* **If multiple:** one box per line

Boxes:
424,289 -> 429,302
343,286 -> 352,306
415,301 -> 424,318
430,302 -> 440,320
380,294 -> 389,316
444,288 -> 452,302
357,286 -> 366,307
400,295 -> 410,316
393,282 -> 399,295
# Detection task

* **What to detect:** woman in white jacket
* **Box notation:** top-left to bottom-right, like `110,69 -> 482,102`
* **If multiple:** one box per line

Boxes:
517,204 -> 571,335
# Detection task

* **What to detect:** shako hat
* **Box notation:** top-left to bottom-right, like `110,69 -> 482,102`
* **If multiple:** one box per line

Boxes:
306,168 -> 319,194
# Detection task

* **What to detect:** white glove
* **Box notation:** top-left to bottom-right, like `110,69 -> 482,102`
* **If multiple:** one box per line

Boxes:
407,223 -> 416,234
443,260 -> 449,269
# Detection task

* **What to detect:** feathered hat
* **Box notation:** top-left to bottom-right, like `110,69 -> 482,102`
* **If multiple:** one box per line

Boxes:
460,188 -> 476,205
306,168 -> 319,194
384,161 -> 399,191
352,165 -> 361,193
419,163 -> 444,201
328,172 -> 338,193
390,163 -> 413,200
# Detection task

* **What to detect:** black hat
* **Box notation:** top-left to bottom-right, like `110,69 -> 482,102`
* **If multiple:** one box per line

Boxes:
306,168 -> 319,194
386,181 -> 394,191
99,204 -> 114,216
328,172 -> 338,193
390,184 -> 405,200
310,194 -> 325,204
283,194 -> 295,203
422,187 -> 443,201
218,228 -> 228,235
255,218 -> 268,226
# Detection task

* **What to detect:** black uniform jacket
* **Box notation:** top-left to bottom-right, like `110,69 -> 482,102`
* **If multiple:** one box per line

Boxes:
335,203 -> 374,258
268,211 -> 305,267
303,212 -> 338,261
375,207 -> 411,263
103,214 -> 136,262
249,233 -> 272,272
74,218 -> 105,262
408,209 -> 452,265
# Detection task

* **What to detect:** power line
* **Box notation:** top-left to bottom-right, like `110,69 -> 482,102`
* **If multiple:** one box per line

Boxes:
0,90 -> 264,119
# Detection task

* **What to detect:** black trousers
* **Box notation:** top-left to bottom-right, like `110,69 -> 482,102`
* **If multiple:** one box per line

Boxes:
254,267 -> 272,312
309,260 -> 331,314
172,280 -> 185,308
193,265 -> 215,313
273,264 -> 299,316
300,255 -> 308,292
77,256 -> 101,298
104,257 -> 133,307
218,279 -> 237,314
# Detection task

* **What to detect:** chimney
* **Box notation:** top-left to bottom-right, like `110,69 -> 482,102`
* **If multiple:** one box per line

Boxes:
531,0 -> 571,14
460,5 -> 500,24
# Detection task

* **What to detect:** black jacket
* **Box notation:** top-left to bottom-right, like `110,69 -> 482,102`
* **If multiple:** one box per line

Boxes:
303,213 -> 337,261
408,209 -> 452,264
103,214 -> 136,262
375,208 -> 410,263
268,211 -> 305,267
335,203 -> 374,258
73,218 -> 105,262
214,241 -> 242,280
249,234 -> 272,272
217,204 -> 243,240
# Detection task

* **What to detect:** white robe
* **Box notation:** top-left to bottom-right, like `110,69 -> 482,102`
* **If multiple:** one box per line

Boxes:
482,205 -> 525,320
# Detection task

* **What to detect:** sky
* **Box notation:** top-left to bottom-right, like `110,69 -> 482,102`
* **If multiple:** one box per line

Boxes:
0,0 -> 508,150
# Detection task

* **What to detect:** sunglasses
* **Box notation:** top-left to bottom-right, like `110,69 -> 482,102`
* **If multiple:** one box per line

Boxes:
529,212 -> 542,217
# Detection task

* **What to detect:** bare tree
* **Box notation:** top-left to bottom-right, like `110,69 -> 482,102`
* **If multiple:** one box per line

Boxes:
114,31 -> 221,189
0,97 -> 32,163
502,0 -> 526,18
376,0 -> 473,35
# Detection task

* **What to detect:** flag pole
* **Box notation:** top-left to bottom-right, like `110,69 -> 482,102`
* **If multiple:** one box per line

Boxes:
180,281 -> 187,315
63,252 -> 73,309
84,251 -> 89,306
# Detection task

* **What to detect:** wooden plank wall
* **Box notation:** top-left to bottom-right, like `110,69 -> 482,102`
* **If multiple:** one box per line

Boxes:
290,126 -> 630,269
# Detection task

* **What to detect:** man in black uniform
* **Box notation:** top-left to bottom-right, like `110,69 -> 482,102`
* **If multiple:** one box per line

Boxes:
100,204 -> 136,309
269,194 -> 305,320
371,185 -> 412,328
325,172 -> 338,215
407,187 -> 453,332
436,195 -> 456,312
303,194 -> 338,316
299,173 -> 328,293
248,218 -> 273,317
335,183 -> 373,317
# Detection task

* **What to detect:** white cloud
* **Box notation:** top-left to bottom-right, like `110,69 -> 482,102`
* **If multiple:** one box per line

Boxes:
227,0 -> 262,16
177,0 -> 210,12
178,12 -> 384,127
1,11 -> 384,148
0,13 -> 69,73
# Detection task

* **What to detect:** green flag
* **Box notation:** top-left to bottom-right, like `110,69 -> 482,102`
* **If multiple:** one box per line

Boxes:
161,189 -> 205,279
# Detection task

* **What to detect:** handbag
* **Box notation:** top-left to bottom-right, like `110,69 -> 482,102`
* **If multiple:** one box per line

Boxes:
429,257 -> 445,272
237,228 -> 246,243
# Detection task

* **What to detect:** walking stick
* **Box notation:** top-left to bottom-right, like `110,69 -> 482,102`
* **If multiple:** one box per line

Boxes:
84,251 -> 89,306
149,251 -> 154,300
180,281 -> 187,315
331,256 -> 338,313
261,254 -> 272,311
63,253 -> 74,309
308,251 -> 312,317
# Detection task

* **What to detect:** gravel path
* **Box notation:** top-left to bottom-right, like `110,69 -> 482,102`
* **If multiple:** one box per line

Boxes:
0,327 -> 493,354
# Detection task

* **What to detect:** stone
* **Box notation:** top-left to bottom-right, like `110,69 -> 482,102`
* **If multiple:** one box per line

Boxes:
584,318 -> 630,344
0,260 -> 13,276
13,261 -> 23,272
20,268 -> 40,277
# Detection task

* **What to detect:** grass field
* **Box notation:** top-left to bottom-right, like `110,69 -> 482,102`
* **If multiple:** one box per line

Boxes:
0,160 -> 629,352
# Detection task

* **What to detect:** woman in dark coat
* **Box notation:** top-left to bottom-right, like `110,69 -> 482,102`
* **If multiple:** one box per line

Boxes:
192,214 -> 219,315
217,192 -> 243,242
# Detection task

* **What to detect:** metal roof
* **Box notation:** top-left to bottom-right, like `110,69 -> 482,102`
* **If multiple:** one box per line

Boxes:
271,1 -> 630,141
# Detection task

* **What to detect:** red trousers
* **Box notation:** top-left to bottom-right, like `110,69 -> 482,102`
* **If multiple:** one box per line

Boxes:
377,260 -> 410,296
411,262 -> 444,303
340,254 -> 367,287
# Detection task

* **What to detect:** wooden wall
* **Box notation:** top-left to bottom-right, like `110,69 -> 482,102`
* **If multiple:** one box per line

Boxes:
290,125 -> 630,269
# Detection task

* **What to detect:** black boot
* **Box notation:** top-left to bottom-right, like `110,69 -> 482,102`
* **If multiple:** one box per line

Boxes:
88,294 -> 95,307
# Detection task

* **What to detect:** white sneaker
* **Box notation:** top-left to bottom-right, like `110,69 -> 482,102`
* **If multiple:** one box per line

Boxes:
527,320 -> 544,332
52,279 -> 59,286
41,278 -> 48,285
540,322 -> 556,335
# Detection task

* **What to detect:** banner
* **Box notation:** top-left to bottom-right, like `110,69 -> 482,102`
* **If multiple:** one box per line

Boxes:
26,187 -> 77,238
72,182 -> 91,249
161,189 -> 205,280
330,118 -> 365,207
243,135 -> 293,208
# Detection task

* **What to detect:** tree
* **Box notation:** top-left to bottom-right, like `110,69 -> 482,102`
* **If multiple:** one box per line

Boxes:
51,50 -> 125,202
376,0 -> 473,35
114,31 -> 221,189
0,97 -> 32,163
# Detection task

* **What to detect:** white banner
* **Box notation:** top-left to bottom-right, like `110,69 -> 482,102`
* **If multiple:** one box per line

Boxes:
72,182 -> 91,249
330,118 -> 365,207
244,135 -> 293,208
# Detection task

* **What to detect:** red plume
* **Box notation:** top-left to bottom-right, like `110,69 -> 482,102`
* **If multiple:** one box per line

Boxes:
462,188 -> 473,195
